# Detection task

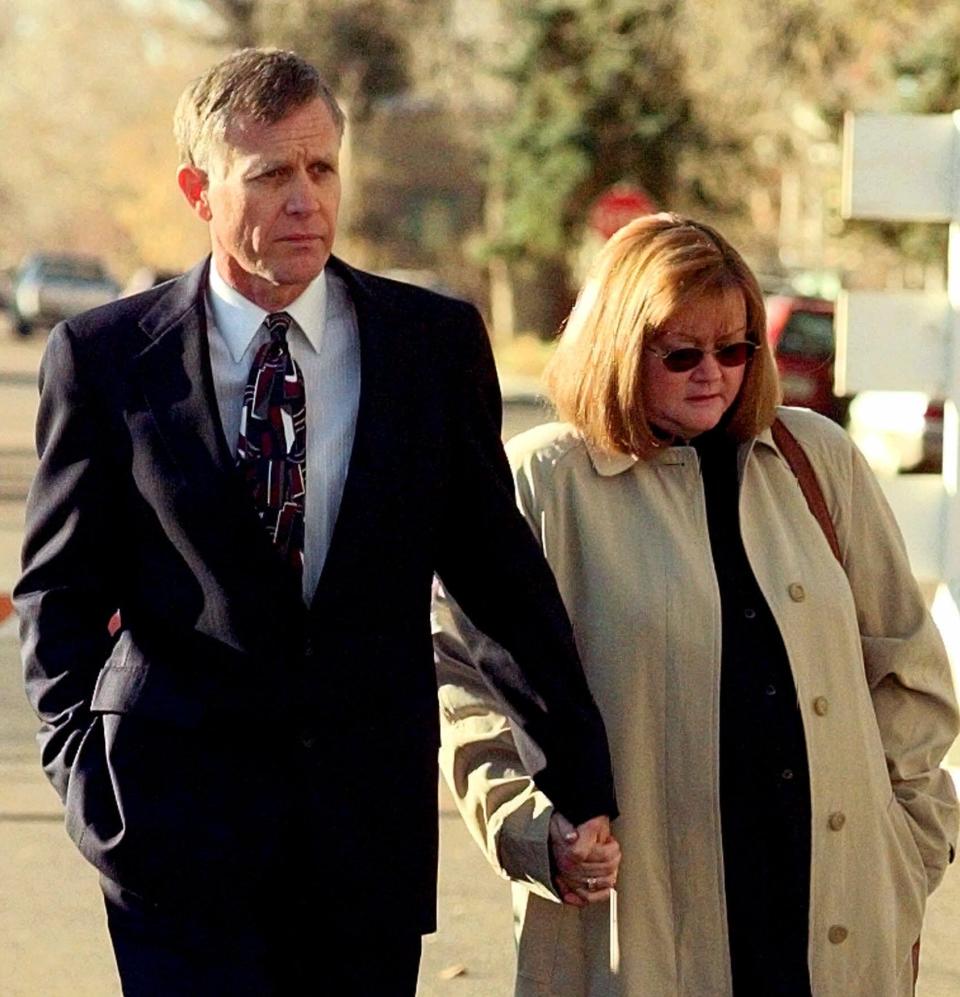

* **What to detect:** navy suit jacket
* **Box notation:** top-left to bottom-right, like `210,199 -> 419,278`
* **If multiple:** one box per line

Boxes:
15,256 -> 616,930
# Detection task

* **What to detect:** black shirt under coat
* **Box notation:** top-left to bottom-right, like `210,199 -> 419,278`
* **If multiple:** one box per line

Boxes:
692,427 -> 812,996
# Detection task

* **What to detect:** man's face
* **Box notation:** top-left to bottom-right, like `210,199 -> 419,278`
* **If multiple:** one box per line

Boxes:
197,97 -> 341,309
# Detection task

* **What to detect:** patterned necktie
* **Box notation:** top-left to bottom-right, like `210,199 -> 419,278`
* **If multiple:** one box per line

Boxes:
236,311 -> 307,577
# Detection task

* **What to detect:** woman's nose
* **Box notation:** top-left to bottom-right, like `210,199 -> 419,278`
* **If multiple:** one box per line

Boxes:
691,352 -> 723,378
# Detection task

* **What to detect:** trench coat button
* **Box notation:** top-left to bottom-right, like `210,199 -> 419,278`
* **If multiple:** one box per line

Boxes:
828,925 -> 849,945
788,582 -> 806,602
828,811 -> 846,831
813,696 -> 829,716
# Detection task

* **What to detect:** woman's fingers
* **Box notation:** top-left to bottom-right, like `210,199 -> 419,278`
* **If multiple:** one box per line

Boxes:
550,810 -> 621,903
549,812 -> 579,847
554,872 -> 587,907
562,860 -> 619,881
555,843 -> 621,877
571,879 -> 615,904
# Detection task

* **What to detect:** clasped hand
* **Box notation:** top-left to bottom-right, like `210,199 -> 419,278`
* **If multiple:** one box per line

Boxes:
548,813 -> 621,907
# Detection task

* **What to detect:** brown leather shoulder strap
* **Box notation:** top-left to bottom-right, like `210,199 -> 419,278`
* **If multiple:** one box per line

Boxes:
771,418 -> 843,565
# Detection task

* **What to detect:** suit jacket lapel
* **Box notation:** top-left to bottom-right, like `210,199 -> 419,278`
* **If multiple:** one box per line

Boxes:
310,258 -> 398,613
131,256 -> 401,620
131,259 -> 304,619
132,258 -> 235,481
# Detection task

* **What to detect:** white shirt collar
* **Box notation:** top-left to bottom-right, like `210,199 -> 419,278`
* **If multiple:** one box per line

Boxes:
207,259 -> 328,363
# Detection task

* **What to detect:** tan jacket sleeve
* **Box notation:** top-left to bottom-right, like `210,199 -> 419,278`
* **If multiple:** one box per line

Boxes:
434,581 -> 560,903
825,423 -> 960,894
434,443 -> 563,901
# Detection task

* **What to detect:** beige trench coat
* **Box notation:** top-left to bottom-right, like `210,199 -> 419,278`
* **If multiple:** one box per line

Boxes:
434,407 -> 959,997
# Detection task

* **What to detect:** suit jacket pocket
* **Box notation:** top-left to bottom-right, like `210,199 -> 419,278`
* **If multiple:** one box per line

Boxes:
67,707 -> 288,905
90,630 -> 205,727
66,710 -> 193,901
63,712 -> 132,888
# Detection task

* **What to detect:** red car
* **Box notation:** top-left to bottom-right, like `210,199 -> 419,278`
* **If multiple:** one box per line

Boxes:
765,295 -> 850,424
766,294 -> 942,472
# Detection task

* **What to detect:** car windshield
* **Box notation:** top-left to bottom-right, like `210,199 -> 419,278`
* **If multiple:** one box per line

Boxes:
31,258 -> 108,282
778,311 -> 834,359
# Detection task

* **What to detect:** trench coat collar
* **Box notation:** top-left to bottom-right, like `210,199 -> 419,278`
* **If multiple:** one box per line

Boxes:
585,419 -> 783,479
586,444 -> 638,477
585,442 -> 696,476
752,419 -> 789,461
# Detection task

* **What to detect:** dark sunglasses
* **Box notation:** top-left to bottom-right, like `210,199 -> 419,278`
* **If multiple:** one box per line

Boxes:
645,340 -> 757,373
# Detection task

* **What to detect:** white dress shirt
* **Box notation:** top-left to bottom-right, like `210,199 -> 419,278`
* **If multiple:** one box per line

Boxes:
205,261 -> 361,603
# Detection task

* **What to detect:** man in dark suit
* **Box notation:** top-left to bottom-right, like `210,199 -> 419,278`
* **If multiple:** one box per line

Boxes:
15,48 -> 618,995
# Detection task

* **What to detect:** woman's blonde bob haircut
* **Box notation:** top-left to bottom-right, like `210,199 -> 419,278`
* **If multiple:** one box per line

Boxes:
545,213 -> 781,458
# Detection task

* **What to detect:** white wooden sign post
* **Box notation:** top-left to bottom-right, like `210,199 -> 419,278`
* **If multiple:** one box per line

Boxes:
839,112 -> 960,651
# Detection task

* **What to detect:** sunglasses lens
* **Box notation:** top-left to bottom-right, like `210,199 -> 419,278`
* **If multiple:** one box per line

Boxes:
662,348 -> 703,372
655,341 -> 756,372
716,342 -> 755,367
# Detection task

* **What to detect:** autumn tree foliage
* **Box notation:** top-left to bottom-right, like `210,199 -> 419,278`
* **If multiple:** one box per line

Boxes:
481,0 -> 694,267
6,0 -> 960,318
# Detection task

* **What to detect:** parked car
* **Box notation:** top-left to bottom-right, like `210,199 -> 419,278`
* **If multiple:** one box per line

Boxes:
500,374 -> 554,441
12,252 -> 119,335
0,265 -> 14,312
766,294 -> 943,474
765,295 -> 851,425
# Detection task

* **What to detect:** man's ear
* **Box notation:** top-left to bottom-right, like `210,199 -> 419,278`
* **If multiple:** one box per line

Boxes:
177,165 -> 212,222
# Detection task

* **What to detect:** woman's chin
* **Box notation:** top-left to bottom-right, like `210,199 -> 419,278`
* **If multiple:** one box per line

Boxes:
679,400 -> 730,436
674,415 -> 724,439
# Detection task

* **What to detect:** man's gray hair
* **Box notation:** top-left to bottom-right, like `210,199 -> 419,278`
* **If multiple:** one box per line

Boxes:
174,48 -> 346,171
